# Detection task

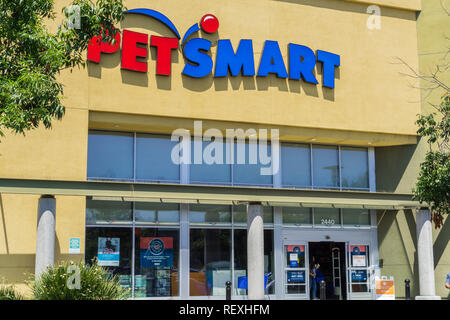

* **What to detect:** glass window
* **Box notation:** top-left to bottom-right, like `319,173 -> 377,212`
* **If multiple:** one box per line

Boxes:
282,207 -> 312,226
85,227 -> 132,296
86,200 -> 132,225
232,205 -> 273,226
341,147 -> 369,189
314,208 -> 340,227
136,134 -> 180,182
343,209 -> 370,226
134,228 -> 179,297
189,204 -> 231,226
135,203 -> 180,225
87,131 -> 134,180
234,230 -> 274,295
281,143 -> 311,187
284,244 -> 307,295
349,245 -> 370,293
189,229 -> 231,296
190,139 -> 232,185
312,145 -> 339,188
233,140 -> 273,186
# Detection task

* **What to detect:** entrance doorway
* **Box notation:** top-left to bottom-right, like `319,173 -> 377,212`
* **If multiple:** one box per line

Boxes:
309,242 -> 347,300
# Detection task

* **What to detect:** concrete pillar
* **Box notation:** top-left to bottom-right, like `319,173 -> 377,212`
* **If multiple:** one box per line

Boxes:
415,208 -> 441,300
35,196 -> 56,280
247,202 -> 264,300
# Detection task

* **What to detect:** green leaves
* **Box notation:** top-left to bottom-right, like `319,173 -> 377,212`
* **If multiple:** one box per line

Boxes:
0,0 -> 126,136
31,260 -> 131,300
414,94 -> 450,228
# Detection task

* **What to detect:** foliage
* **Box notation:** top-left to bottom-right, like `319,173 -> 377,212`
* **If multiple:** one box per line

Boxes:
30,260 -> 130,300
0,280 -> 23,300
413,94 -> 450,228
0,0 -> 126,136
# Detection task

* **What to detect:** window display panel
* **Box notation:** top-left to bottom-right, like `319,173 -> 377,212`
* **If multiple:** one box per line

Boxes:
189,229 -> 231,296
349,245 -> 370,293
312,145 -> 339,188
232,205 -> 274,226
314,208 -> 340,226
190,140 -> 232,185
136,134 -> 180,183
233,140 -> 273,186
87,130 -> 134,180
341,147 -> 369,189
86,200 -> 132,225
135,203 -> 180,225
284,244 -> 306,295
282,207 -> 312,226
234,230 -> 274,295
281,143 -> 311,187
134,228 -> 179,297
85,227 -> 132,295
189,204 -> 231,226
343,209 -> 370,226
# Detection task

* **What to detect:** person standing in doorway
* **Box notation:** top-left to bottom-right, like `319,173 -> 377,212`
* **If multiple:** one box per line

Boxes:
310,262 -> 319,300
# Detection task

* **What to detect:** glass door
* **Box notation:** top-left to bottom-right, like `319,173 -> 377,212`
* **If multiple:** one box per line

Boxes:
346,242 -> 372,300
283,241 -> 309,299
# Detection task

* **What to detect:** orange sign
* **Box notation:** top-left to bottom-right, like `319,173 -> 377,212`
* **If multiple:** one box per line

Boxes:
375,277 -> 395,300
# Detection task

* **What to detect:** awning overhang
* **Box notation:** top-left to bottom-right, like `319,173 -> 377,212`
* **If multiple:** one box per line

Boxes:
0,178 -> 423,210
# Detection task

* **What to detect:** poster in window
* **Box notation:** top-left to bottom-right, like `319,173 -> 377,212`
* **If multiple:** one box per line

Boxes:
97,237 -> 120,266
350,245 -> 367,267
286,245 -> 305,267
287,270 -> 306,283
351,270 -> 367,282
140,237 -> 174,268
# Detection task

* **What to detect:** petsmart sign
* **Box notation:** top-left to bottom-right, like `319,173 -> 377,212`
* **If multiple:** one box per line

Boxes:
88,9 -> 340,88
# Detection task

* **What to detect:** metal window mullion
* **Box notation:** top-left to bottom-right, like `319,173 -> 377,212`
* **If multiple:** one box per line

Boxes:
310,144 -> 314,189
133,132 -> 137,182
131,201 -> 135,299
231,205 -> 235,297
338,145 -> 342,191
368,147 -> 376,192
230,137 -> 234,187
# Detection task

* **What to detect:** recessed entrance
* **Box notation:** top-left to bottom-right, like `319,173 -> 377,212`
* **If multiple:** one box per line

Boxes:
308,242 -> 347,300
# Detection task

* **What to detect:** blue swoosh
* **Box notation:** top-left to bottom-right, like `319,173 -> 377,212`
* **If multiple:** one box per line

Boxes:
182,23 -> 200,46
124,8 -> 181,39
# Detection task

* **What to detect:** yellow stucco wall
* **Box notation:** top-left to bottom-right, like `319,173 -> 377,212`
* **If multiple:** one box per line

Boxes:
0,194 -> 85,296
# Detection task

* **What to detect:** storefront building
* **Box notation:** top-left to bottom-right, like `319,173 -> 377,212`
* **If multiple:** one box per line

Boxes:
0,0 -> 448,300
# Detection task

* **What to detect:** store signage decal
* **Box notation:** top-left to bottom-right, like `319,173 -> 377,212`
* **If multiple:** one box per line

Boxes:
375,276 -> 395,300
87,9 -> 340,88
140,237 -> 174,268
287,270 -> 306,283
351,245 -> 367,267
286,245 -> 305,268
69,237 -> 81,254
97,237 -> 120,266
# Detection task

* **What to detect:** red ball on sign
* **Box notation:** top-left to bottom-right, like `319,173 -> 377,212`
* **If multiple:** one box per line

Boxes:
200,14 -> 219,33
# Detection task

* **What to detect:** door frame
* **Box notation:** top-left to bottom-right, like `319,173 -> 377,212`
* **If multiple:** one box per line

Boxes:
280,228 -> 377,300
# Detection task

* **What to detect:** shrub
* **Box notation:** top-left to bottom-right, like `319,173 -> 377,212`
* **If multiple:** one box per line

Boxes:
0,281 -> 23,300
30,260 -> 130,300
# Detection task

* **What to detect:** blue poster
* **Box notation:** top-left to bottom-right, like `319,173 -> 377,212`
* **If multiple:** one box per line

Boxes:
351,270 -> 367,282
140,237 -> 174,268
287,270 -> 305,283
98,237 -> 120,266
